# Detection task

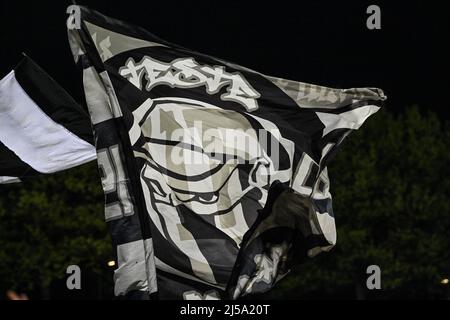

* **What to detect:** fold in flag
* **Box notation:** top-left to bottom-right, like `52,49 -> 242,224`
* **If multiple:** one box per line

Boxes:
68,6 -> 386,299
0,56 -> 96,184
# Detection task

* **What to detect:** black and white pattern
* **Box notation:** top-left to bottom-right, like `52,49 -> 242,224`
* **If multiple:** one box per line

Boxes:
0,56 -> 96,183
68,6 -> 386,299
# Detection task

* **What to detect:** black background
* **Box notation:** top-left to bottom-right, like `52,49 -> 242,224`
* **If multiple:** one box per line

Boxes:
1,1 -> 449,118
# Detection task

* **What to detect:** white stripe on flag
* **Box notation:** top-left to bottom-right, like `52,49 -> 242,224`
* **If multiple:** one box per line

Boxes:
0,70 -> 96,173
0,176 -> 21,184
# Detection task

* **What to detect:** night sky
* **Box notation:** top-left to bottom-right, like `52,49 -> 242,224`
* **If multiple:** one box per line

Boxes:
1,1 -> 449,118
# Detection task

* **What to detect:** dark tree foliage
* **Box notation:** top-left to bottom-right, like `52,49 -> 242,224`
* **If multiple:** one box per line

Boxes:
0,107 -> 448,299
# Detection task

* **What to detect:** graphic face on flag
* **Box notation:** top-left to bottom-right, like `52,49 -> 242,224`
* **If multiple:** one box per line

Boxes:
67,6 -> 386,299
126,67 -> 295,288
135,96 -> 292,262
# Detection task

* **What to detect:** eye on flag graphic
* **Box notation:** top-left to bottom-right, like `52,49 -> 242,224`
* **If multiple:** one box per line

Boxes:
0,56 -> 96,184
66,5 -> 386,299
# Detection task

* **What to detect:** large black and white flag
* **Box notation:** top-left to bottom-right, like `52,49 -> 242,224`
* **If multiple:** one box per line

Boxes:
68,6 -> 386,299
0,56 -> 96,184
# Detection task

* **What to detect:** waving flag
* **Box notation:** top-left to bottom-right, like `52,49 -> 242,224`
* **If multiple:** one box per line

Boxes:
0,56 -> 96,184
67,6 -> 386,299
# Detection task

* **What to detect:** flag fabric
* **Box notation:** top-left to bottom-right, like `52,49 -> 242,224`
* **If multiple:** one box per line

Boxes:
0,56 -> 96,184
68,6 -> 386,299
